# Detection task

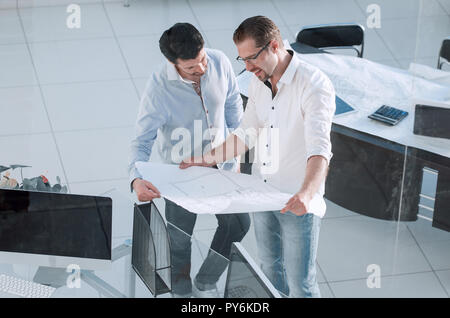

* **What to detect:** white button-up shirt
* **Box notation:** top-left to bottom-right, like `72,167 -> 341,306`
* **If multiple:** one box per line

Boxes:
233,50 -> 335,218
128,48 -> 243,189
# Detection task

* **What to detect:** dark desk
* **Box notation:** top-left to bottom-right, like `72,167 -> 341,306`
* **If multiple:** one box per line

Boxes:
326,123 -> 450,232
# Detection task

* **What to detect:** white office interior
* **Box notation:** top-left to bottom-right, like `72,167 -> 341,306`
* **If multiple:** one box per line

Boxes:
0,0 -> 449,298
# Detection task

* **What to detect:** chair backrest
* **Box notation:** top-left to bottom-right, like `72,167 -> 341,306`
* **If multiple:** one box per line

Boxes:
296,24 -> 365,58
438,38 -> 450,69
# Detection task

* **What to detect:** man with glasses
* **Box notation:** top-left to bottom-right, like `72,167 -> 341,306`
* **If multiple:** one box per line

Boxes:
180,16 -> 335,298
128,23 -> 250,298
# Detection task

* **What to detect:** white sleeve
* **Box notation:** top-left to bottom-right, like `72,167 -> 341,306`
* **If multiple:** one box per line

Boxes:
301,70 -> 335,165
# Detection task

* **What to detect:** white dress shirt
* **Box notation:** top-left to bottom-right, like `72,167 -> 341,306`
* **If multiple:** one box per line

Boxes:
233,50 -> 335,218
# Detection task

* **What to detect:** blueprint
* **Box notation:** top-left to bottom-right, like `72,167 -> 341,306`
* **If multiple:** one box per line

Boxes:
135,162 -> 295,214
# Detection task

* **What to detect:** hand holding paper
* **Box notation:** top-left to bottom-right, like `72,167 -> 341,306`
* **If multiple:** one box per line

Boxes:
281,191 -> 311,216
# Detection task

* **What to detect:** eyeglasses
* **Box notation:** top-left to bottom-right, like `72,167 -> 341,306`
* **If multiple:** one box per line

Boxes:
236,41 -> 271,64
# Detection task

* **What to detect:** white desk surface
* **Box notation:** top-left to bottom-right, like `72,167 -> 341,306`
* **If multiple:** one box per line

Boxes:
237,48 -> 450,159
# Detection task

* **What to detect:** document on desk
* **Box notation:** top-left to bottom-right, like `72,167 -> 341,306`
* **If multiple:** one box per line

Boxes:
135,162 -> 298,214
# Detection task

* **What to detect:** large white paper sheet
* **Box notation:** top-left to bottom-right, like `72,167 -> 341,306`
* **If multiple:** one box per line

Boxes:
136,162 -> 324,215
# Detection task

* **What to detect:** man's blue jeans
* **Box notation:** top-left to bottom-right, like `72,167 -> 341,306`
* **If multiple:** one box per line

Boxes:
252,211 -> 321,298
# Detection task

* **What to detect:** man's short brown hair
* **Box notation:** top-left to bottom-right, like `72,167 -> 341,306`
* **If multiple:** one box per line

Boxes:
233,16 -> 283,48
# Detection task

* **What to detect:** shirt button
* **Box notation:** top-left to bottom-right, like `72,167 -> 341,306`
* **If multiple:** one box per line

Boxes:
209,125 -> 213,128
263,163 -> 266,166
272,107 -> 274,110
264,179 -> 267,183
266,144 -> 269,147
206,110 -> 209,114
270,125 -> 273,128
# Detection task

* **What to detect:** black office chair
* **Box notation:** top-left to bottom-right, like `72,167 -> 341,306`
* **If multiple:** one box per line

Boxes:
437,38 -> 450,70
296,24 -> 365,58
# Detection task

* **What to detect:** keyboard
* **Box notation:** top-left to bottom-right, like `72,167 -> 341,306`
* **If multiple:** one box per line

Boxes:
368,105 -> 408,126
0,274 -> 56,298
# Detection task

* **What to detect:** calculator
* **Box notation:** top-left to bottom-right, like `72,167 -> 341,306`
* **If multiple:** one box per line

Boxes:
368,105 -> 408,126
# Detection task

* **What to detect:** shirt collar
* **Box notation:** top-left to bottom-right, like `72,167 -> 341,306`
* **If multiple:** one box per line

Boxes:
278,49 -> 299,85
166,50 -> 210,84
166,61 -> 196,84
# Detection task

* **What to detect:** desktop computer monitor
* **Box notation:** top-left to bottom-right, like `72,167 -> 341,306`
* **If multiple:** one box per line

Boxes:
224,242 -> 282,298
0,189 -> 112,271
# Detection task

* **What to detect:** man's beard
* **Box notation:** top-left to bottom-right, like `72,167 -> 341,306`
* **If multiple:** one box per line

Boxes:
256,69 -> 270,82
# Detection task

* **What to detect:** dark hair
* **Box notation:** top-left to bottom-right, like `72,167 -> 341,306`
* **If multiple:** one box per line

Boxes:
233,16 -> 283,48
159,23 -> 204,64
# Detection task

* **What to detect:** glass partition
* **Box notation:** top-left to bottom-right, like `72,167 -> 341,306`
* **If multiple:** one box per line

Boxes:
1,0 -> 449,299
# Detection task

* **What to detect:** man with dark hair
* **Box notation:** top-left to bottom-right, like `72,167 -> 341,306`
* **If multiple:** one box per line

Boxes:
181,16 -> 335,298
128,23 -> 250,298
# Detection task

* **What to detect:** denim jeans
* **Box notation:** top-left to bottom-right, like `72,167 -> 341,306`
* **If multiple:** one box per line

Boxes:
252,211 -> 321,298
165,199 -> 250,295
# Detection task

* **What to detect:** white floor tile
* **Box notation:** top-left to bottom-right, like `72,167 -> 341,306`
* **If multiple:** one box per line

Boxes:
192,229 -> 215,250
70,177 -> 132,197
104,0 -> 197,37
319,283 -> 334,298
436,270 -> 450,296
18,0 -> 102,7
316,263 -> 327,284
41,79 -> 139,132
189,0 -> 285,32
413,15 -> 450,59
0,43 -> 37,87
20,4 -> 114,42
363,28 -> 397,61
0,9 -> 25,44
0,133 -> 67,186
70,179 -> 136,238
370,58 -> 401,68
407,218 -> 450,244
55,126 -> 134,183
0,0 -> 17,10
324,199 -> 358,219
275,0 -> 366,26
117,35 -> 165,78
90,250 -> 137,297
419,240 -> 450,271
377,16 -> 450,60
398,57 -> 439,69
317,215 -> 432,282
195,214 -> 218,231
438,0 -> 450,14
203,29 -> 241,74
356,0 -> 447,19
0,85 -> 51,136
329,272 -> 448,297
279,26 -> 296,43
29,38 -> 129,84
132,77 -> 148,97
